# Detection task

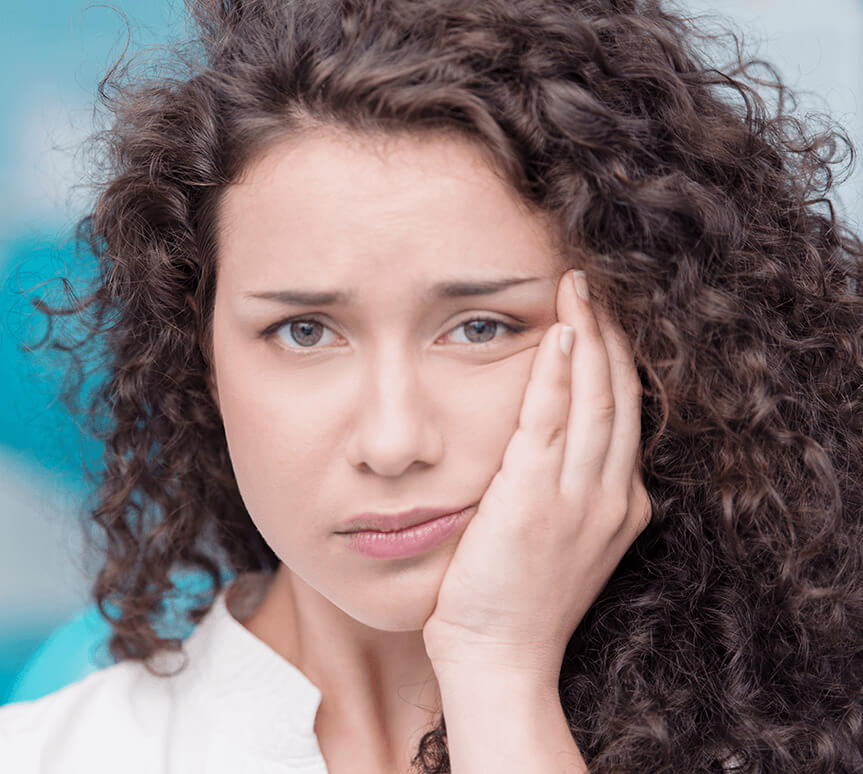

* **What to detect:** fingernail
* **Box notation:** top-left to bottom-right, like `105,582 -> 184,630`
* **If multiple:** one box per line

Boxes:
559,325 -> 574,356
572,270 -> 589,301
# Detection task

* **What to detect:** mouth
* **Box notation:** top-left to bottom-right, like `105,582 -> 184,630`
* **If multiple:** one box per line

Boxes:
340,505 -> 476,559
336,504 -> 475,534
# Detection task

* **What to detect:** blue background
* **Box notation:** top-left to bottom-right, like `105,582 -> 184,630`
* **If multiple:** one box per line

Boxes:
1,0 -> 861,705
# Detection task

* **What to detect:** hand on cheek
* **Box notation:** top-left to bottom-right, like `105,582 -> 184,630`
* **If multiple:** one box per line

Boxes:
422,268 -> 652,685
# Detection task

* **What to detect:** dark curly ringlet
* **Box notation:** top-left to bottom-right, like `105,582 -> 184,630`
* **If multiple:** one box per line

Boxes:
26,0 -> 863,771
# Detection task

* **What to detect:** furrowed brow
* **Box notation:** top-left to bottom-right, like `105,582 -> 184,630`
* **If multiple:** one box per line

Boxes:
245,276 -> 542,306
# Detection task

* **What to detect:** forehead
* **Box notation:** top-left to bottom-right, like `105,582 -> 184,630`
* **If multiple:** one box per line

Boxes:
216,129 -> 563,288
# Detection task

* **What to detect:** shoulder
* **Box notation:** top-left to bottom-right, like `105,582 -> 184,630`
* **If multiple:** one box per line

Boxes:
0,652 -> 196,773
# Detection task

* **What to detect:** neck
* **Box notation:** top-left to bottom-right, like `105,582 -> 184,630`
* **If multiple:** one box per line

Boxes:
234,566 -> 442,771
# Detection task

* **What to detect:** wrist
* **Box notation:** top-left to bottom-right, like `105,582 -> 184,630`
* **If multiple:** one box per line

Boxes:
432,664 -> 586,774
425,636 -> 562,695
433,659 -> 560,705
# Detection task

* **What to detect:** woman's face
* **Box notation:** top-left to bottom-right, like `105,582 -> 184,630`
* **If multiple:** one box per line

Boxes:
210,129 -> 567,631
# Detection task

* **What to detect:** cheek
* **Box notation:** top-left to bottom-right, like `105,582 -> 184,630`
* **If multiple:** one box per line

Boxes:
226,394 -> 323,470
217,383 -> 328,560
427,350 -> 534,463
213,355 -> 331,520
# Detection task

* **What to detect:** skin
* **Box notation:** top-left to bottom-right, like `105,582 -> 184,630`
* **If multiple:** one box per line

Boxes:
209,128 -> 647,772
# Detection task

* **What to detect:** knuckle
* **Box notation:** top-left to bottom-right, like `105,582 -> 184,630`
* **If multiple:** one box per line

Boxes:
517,417 -> 566,452
543,423 -> 566,448
594,397 -> 616,421
605,492 -> 631,527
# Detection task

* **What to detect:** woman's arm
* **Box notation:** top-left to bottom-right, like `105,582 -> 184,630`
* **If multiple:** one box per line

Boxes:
436,665 -> 589,774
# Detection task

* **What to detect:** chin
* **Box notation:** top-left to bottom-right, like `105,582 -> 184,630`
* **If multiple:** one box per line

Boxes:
334,580 -> 442,632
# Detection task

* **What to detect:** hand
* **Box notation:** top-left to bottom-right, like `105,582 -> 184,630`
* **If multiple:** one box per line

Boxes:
422,268 -> 651,685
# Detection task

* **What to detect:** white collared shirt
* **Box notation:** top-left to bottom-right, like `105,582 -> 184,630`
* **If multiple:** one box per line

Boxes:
0,575 -> 329,773
1,573 -> 747,773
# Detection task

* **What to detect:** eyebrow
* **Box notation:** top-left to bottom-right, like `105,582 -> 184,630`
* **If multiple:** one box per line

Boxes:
245,276 -> 543,305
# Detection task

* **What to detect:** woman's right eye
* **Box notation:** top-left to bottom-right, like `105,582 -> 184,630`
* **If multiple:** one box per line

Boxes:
273,318 -> 338,349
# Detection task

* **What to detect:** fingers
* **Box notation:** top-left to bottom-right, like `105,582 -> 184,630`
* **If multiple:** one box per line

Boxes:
555,269 -> 643,501
499,320 -> 574,488
556,270 -> 615,491
593,300 -> 644,496
501,266 -> 646,529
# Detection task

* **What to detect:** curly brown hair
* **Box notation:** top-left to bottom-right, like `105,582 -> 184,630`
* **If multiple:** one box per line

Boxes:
27,0 -> 863,771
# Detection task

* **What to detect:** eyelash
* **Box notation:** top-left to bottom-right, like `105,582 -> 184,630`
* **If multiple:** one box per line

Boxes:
258,315 -> 526,352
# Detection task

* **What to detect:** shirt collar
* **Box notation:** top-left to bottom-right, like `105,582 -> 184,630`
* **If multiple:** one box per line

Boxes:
177,572 -> 325,761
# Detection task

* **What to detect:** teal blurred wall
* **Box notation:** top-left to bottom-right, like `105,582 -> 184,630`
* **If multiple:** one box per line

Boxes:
0,0 -> 186,703
1,0 -> 861,704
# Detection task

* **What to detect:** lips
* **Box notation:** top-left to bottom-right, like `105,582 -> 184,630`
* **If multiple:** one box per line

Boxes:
337,505 -> 473,533
344,505 -> 475,559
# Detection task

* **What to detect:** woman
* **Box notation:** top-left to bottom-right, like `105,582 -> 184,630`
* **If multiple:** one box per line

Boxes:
2,0 -> 861,772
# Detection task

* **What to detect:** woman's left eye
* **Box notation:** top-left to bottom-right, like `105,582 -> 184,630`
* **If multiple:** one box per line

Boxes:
259,316 -> 525,351
445,317 -> 524,345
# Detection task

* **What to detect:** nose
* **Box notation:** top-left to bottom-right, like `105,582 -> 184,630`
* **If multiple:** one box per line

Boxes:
345,346 -> 443,477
